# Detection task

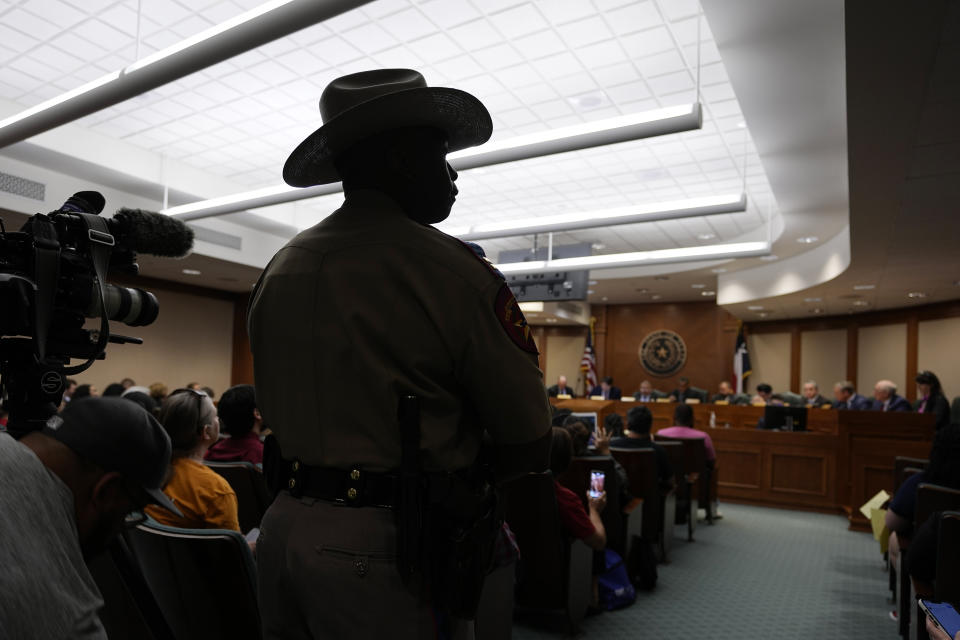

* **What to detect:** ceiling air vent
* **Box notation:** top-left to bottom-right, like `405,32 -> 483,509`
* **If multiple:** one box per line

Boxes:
0,171 -> 45,201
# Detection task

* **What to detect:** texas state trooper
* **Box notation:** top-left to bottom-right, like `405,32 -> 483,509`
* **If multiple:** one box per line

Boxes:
248,69 -> 552,639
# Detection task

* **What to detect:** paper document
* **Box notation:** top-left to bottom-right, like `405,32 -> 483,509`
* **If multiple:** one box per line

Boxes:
859,489 -> 890,520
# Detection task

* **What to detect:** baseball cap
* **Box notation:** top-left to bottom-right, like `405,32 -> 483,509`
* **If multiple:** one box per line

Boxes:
45,397 -> 182,516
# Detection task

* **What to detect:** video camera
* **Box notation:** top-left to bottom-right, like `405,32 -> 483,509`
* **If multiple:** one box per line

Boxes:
0,191 -> 194,436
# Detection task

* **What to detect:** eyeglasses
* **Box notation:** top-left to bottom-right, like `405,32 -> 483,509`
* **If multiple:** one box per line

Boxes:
170,387 -> 210,431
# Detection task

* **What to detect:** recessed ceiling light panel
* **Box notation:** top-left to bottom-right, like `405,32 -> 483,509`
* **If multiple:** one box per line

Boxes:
853,284 -> 875,290
182,268 -> 201,275
907,291 -> 927,298
796,236 -> 819,244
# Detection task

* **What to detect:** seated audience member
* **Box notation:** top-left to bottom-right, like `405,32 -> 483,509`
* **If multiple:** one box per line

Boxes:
885,425 -> 960,571
202,386 -> 216,401
634,380 -> 656,402
547,375 -> 576,398
206,384 -> 265,465
589,376 -> 622,400
754,383 -> 774,404
604,412 -> 625,439
120,377 -> 136,389
551,406 -> 573,427
610,406 -> 674,489
712,380 -> 735,403
146,389 -> 240,532
102,383 -> 126,397
915,370 -> 951,430
669,377 -> 701,403
563,416 -> 631,504
0,398 -> 179,638
656,404 -> 717,465
550,427 -> 606,551
71,384 -> 97,400
801,380 -> 828,407
121,390 -> 159,416
832,381 -> 871,410
872,379 -> 912,412
63,378 -> 78,402
149,382 -> 168,404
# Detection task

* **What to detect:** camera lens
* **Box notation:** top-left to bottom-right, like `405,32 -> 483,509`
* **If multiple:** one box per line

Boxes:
86,285 -> 159,327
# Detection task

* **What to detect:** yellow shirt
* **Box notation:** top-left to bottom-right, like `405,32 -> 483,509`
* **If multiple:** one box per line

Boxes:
146,458 -> 240,532
248,189 -> 552,473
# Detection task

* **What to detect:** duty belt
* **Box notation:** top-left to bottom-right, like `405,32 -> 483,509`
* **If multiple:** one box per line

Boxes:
284,461 -> 399,508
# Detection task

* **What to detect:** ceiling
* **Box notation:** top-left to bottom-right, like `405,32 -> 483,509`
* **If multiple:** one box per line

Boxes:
3,0 -> 938,318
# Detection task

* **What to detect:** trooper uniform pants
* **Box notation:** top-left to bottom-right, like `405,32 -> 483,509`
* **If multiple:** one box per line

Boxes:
257,491 -> 472,640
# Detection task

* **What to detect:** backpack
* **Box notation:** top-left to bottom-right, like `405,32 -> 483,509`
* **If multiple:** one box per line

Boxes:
597,549 -> 637,610
626,537 -> 658,590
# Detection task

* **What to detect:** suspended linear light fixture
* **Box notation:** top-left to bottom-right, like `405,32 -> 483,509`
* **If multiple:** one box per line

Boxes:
0,0 -> 375,149
494,242 -> 770,275
161,103 -> 703,221
449,192 -> 746,241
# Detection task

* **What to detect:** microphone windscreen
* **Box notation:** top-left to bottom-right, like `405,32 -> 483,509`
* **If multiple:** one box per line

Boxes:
112,208 -> 194,258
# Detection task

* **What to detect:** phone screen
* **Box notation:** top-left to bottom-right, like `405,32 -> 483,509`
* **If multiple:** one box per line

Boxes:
920,600 -> 960,636
589,470 -> 605,499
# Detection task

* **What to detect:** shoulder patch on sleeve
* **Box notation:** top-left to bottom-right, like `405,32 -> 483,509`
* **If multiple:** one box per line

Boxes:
495,283 -> 539,355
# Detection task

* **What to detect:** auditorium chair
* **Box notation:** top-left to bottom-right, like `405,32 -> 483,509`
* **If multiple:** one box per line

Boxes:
609,447 -> 676,563
658,440 -> 695,539
730,393 -> 752,406
502,472 -> 593,633
656,436 -> 709,539
557,455 -> 638,557
894,457 -> 929,494
125,520 -> 262,640
690,387 -> 709,403
897,484 -> 960,639
205,460 -> 274,533
779,391 -> 805,407
935,511 -> 960,602
88,537 -> 175,640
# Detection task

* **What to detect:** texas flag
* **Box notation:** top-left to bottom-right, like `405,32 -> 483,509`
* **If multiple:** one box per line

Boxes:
733,325 -> 752,394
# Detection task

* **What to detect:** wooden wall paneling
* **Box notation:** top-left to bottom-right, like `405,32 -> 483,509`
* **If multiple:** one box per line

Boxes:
906,316 -> 919,402
532,326 -> 546,374
715,446 -> 763,490
846,325 -> 858,385
594,305 -> 608,380
790,327 -> 802,392
746,299 -> 960,334
602,301 -> 738,397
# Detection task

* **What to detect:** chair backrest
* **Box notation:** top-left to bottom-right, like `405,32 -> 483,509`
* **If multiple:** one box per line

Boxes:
502,472 -> 570,610
557,456 -> 625,553
690,387 -> 709,402
655,435 -> 706,476
608,449 -> 657,502
935,511 -> 960,603
731,393 -> 752,406
658,441 -> 686,486
125,521 -> 262,640
893,456 -> 929,494
88,538 -> 172,640
915,484 -> 960,529
205,461 -> 273,532
779,391 -> 805,407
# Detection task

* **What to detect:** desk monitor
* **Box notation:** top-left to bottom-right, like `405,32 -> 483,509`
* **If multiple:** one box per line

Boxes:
762,406 -> 808,431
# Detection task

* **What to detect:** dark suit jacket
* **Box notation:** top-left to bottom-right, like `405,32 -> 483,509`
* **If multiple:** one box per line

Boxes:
547,385 -> 575,398
873,394 -> 912,412
836,393 -> 871,410
916,393 -> 951,430
590,385 -> 622,400
634,392 -> 656,402
804,394 -> 829,407
712,393 -> 734,403
672,388 -> 703,403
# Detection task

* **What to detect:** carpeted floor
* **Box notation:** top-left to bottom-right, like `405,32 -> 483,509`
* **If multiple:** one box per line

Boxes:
513,503 -> 894,639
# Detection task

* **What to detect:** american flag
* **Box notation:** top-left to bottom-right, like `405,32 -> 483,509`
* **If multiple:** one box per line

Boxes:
580,317 -> 598,395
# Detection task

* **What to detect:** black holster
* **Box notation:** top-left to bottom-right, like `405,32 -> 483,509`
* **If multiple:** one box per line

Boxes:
395,395 -> 502,620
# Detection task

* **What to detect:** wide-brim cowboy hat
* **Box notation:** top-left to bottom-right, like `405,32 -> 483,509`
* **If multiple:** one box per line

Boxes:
283,69 -> 493,188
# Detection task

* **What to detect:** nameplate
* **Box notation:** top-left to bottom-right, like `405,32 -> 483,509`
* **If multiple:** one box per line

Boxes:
557,394 -> 572,399
656,398 -> 672,403
684,398 -> 701,405
589,395 -> 605,401
752,401 -> 767,406
621,397 -> 635,402
714,400 -> 729,405
819,404 -> 832,409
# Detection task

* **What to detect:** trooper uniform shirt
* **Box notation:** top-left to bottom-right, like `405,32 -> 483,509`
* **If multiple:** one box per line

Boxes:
248,189 -> 551,473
